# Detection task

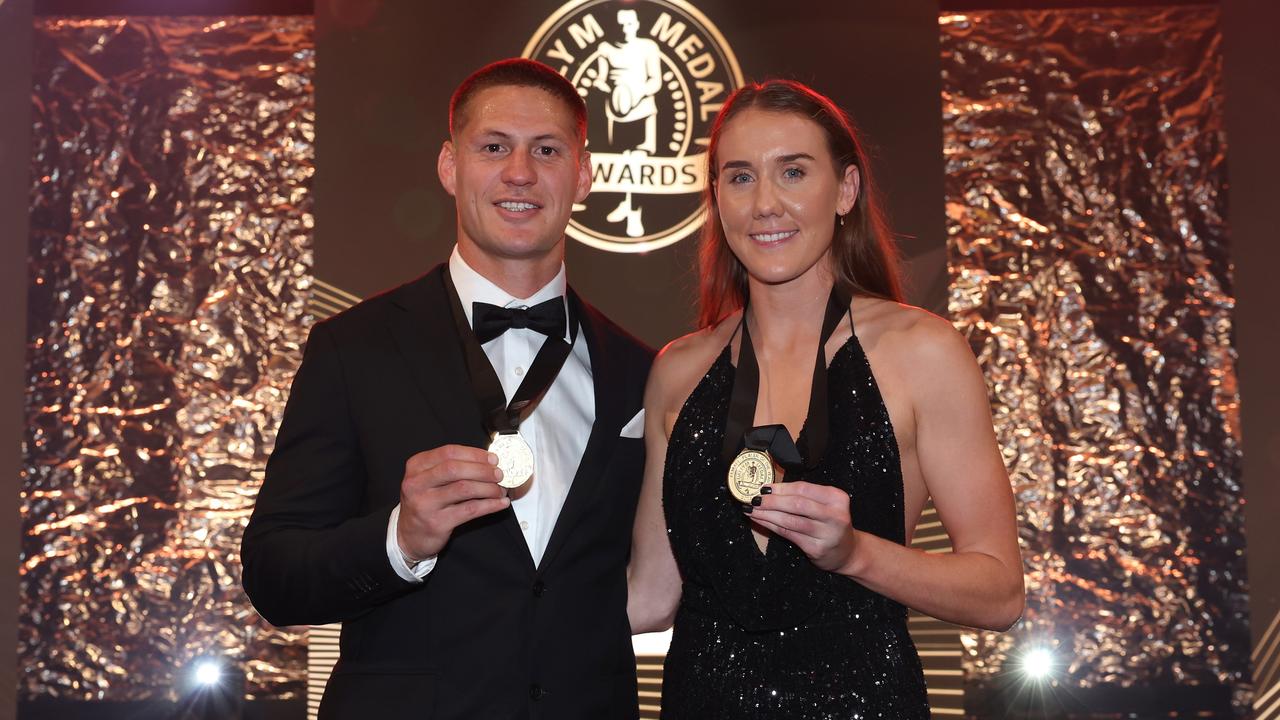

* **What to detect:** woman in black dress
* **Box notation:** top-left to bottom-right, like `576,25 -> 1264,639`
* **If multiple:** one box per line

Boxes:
627,80 -> 1025,718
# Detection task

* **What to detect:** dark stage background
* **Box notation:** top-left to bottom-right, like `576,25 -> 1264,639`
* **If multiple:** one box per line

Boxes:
1,1 -> 34,717
310,2 -> 955,714
1224,0 -> 1280,715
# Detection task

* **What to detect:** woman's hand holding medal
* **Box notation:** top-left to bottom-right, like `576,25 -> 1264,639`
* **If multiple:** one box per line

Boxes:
746,481 -> 860,574
395,444 -> 511,563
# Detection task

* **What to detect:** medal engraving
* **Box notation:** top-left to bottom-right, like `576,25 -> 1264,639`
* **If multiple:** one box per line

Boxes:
489,432 -> 534,489
727,449 -> 774,503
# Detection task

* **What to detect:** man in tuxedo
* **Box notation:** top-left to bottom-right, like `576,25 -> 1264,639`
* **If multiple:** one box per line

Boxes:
241,58 -> 652,719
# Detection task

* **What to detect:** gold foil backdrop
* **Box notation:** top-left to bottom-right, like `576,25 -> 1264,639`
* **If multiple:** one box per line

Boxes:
23,17 -> 313,701
941,6 -> 1248,711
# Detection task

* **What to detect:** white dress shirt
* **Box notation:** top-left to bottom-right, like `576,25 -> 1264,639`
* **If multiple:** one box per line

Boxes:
386,247 -> 595,581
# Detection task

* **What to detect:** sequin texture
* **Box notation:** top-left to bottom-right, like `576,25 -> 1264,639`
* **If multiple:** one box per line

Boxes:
661,335 -> 930,718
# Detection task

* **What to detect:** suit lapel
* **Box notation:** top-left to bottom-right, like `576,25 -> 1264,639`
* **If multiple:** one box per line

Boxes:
387,267 -> 487,445
537,289 -> 628,574
387,266 -> 535,574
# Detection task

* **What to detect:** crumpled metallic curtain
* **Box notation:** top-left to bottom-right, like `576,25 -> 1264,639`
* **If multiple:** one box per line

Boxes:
941,6 -> 1248,712
23,17 -> 313,701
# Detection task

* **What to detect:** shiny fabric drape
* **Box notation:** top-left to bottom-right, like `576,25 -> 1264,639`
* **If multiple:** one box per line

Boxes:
941,7 -> 1248,711
23,17 -> 313,701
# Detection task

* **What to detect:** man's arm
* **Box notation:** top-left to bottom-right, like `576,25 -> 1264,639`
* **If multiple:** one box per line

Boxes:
241,321 -> 413,627
241,320 -> 511,627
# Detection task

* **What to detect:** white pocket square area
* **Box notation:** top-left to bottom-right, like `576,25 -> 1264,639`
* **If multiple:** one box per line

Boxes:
619,409 -> 645,439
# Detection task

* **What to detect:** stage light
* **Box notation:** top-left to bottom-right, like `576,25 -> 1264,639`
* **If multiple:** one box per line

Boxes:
1020,647 -> 1055,680
178,656 -> 246,720
192,659 -> 222,687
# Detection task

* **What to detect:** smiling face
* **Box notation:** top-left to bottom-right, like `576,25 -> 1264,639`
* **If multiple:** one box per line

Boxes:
713,108 -> 859,288
438,84 -> 591,268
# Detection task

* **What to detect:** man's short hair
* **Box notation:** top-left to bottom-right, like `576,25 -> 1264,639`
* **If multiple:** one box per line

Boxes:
449,58 -> 587,141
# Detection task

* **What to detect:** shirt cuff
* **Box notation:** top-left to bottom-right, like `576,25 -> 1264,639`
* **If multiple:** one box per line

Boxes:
387,503 -> 437,582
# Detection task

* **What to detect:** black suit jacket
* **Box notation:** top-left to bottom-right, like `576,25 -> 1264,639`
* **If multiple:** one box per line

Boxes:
241,265 -> 653,719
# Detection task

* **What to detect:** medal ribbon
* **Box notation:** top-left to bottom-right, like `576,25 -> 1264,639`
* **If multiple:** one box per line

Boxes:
443,267 -> 579,436
721,285 -> 851,470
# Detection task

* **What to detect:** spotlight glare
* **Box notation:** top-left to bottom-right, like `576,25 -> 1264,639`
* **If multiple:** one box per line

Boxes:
1022,648 -> 1054,680
193,660 -> 222,687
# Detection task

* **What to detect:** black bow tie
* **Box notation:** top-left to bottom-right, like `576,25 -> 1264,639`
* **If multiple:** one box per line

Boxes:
472,298 -> 567,343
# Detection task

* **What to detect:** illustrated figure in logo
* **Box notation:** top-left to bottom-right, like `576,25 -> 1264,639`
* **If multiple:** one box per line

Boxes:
591,9 -> 662,237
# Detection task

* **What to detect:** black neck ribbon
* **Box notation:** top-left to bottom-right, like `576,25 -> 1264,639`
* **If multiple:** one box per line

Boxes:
443,267 -> 579,435
721,285 -> 851,471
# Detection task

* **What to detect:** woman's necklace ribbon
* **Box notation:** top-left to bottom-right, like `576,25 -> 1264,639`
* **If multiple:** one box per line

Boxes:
722,285 -> 850,503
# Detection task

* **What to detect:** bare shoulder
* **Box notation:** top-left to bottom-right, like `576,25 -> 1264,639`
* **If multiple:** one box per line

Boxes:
851,298 -> 977,379
647,311 -> 740,420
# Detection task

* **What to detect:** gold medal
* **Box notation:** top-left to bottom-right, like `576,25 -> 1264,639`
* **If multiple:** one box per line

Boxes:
489,432 -> 534,489
727,449 -> 774,503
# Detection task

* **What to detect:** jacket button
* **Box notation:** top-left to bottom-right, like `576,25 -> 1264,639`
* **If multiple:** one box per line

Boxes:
532,580 -> 546,597
529,683 -> 544,700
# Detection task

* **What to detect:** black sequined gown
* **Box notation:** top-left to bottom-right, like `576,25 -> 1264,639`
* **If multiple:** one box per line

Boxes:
660,335 -> 930,719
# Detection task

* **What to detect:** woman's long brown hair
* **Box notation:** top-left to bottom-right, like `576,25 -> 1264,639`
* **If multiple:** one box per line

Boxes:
697,79 -> 904,329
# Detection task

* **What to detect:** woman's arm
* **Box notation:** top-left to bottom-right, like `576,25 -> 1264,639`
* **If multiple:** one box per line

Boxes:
626,347 -> 685,634
749,316 -> 1025,630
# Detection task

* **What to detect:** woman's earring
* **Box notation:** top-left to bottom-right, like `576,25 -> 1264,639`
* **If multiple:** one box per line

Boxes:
838,213 -> 846,227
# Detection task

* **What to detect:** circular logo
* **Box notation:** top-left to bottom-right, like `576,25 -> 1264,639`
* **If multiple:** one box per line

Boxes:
524,0 -> 743,253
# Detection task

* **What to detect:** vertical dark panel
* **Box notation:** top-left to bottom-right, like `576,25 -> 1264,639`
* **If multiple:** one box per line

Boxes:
1223,1 -> 1280,715
0,2 -> 33,719
311,3 -> 951,715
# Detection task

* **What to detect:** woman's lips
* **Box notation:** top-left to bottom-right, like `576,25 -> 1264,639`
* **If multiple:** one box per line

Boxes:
749,229 -> 799,244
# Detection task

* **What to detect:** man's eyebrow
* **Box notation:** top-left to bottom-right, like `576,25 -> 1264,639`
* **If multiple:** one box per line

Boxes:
474,130 -> 569,140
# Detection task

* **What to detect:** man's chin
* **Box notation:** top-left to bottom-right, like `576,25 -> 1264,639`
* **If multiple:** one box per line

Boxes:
467,236 -> 564,263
